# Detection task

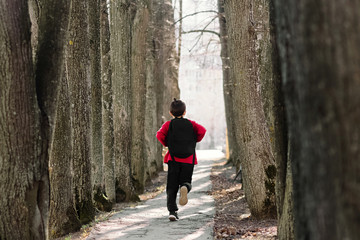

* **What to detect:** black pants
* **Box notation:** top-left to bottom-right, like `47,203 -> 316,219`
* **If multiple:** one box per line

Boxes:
166,160 -> 194,212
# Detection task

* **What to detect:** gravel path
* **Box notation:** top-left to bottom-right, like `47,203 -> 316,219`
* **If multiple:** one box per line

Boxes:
87,150 -> 225,240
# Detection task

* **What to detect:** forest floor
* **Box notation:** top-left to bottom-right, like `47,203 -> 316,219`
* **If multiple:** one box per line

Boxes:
210,158 -> 278,239
59,153 -> 277,240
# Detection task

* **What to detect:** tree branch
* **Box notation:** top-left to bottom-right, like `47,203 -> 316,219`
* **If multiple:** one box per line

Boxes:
174,10 -> 218,25
182,29 -> 220,38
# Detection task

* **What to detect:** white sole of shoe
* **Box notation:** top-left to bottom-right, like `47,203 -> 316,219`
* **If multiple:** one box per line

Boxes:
169,215 -> 177,221
179,186 -> 188,206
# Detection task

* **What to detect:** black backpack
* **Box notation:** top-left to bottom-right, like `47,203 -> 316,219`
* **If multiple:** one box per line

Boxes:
167,117 -> 197,164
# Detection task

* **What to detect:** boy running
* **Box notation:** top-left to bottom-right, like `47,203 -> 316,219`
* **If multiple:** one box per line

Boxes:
156,99 -> 206,221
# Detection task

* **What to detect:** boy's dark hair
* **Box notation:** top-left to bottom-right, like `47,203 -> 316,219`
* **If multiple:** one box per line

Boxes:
170,98 -> 186,117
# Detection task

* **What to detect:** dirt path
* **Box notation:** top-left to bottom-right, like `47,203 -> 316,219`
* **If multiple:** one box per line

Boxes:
86,150 -> 225,240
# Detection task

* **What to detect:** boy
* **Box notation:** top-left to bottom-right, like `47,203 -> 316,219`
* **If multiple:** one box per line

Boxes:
156,98 -> 206,221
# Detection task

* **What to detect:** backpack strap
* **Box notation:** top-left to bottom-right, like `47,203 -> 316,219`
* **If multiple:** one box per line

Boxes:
168,119 -> 176,162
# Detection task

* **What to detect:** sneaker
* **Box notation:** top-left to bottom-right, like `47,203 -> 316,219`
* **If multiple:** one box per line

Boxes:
179,186 -> 188,206
169,211 -> 179,221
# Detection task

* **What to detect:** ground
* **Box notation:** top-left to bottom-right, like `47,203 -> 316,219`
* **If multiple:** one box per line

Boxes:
57,171 -> 168,240
58,153 -> 277,240
210,158 -> 277,239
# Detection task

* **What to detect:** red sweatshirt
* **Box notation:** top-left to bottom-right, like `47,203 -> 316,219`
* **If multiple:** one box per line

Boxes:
156,119 -> 206,165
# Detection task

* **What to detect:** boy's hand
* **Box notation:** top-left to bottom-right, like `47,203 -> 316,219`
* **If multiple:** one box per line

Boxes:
162,147 -> 168,157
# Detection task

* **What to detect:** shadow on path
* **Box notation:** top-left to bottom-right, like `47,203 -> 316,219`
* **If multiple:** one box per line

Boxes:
87,150 -> 225,240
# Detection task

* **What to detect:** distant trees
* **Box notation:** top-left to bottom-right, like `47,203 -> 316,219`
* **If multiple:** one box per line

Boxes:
0,0 -> 179,239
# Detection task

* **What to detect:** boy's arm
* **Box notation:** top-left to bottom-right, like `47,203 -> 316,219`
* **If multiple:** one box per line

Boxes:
191,121 -> 206,142
156,121 -> 170,146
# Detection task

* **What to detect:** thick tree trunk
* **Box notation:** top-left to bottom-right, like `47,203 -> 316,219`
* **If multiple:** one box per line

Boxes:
268,1 -> 294,239
217,0 -> 242,169
101,0 -> 116,203
35,0 -> 71,236
224,0 -> 276,218
88,0 -> 106,208
48,68 -> 81,239
67,0 -> 95,224
110,0 -> 139,202
0,0 -> 70,238
130,3 -> 149,193
274,1 -> 360,239
0,2 -> 41,239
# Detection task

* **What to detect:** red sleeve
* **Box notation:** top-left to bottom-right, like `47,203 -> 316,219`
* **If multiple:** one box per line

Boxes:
190,120 -> 206,142
156,121 -> 170,146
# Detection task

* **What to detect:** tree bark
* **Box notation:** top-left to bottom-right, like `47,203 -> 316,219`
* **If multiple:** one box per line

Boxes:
217,0 -> 242,169
162,0 -> 180,120
224,0 -> 276,218
0,2 -> 41,238
67,0 -> 95,224
88,0 -> 106,208
48,67 -> 81,239
110,0 -> 139,202
28,0 -> 39,61
144,0 -> 163,181
0,0 -> 70,238
35,0 -> 71,236
130,2 -> 149,193
101,0 -> 116,203
268,1 -> 294,239
274,0 -> 360,239
153,0 -> 167,171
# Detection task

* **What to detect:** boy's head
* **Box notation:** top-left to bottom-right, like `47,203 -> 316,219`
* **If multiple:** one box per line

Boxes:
170,98 -> 186,117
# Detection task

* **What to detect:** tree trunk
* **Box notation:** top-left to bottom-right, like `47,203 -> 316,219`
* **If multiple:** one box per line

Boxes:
88,0 -> 106,208
224,0 -> 276,218
67,0 -> 95,224
36,0 -> 71,235
48,67 -> 81,239
0,0 -> 70,238
110,0 -> 139,202
274,0 -> 360,239
0,2 -> 41,238
217,0 -> 242,169
130,2 -> 149,193
153,0 -> 167,171
268,1 -> 294,239
144,0 -> 162,181
101,0 -> 116,203
162,0 -> 180,120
